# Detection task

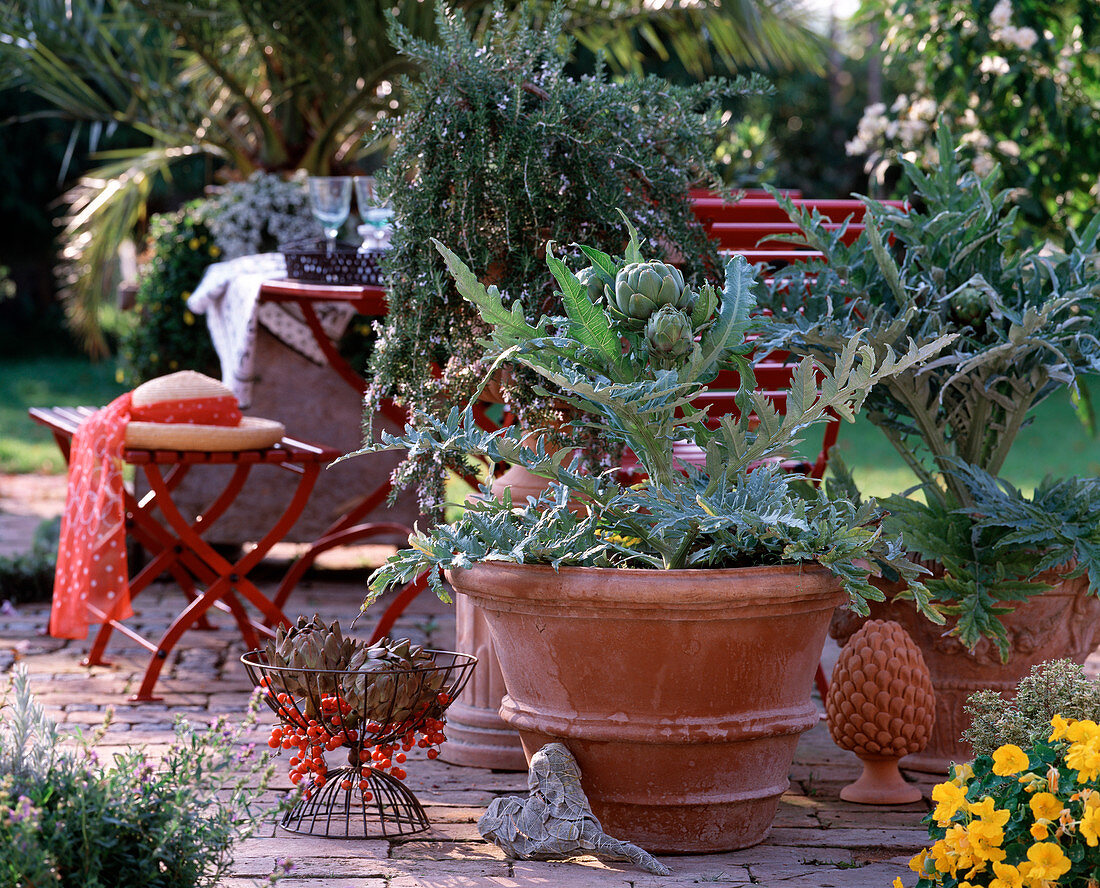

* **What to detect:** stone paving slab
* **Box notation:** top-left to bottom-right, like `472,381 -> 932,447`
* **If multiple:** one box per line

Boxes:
1,571 -> 938,887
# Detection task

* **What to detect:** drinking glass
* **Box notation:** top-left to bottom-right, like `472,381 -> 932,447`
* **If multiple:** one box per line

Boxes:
308,177 -> 353,253
354,176 -> 395,251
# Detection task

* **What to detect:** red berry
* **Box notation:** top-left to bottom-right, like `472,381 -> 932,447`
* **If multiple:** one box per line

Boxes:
427,749 -> 439,759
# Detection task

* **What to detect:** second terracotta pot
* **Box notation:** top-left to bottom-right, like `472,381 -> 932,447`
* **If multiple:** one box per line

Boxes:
448,561 -> 844,853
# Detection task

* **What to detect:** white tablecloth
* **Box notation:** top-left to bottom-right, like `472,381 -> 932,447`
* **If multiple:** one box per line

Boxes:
187,254 -> 355,408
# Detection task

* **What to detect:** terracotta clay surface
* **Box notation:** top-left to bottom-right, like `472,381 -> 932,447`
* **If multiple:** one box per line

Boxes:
441,466 -> 552,771
831,571 -> 1100,773
826,619 -> 933,804
447,561 -> 845,853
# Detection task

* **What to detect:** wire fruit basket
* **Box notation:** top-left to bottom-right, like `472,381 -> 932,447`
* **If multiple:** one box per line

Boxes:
241,648 -> 477,838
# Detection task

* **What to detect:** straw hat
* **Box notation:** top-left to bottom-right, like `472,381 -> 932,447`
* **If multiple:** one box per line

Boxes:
125,371 -> 285,451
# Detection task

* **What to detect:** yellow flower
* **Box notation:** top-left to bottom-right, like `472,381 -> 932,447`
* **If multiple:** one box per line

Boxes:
1029,792 -> 1063,821
1050,714 -> 1072,742
1019,842 -> 1071,883
952,763 -> 975,786
909,849 -> 928,873
1080,791 -> 1100,846
930,834 -> 960,875
1067,736 -> 1100,782
188,237 -> 200,250
892,879 -> 904,888
209,245 -> 222,258
969,797 -> 1011,827
1047,765 -> 1059,795
992,744 -> 1030,776
183,311 -> 195,326
1030,822 -> 1049,840
989,861 -> 1024,888
932,780 -> 970,825
115,367 -> 125,384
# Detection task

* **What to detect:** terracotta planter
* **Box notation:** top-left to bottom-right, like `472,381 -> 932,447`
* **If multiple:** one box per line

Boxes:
447,561 -> 844,853
831,571 -> 1100,773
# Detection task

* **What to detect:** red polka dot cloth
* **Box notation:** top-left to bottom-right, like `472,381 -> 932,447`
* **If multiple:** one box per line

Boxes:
50,391 -> 242,639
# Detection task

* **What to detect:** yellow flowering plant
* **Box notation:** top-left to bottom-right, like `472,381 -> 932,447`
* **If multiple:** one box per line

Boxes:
903,715 -> 1100,888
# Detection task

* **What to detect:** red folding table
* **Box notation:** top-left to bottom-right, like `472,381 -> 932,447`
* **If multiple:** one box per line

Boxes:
29,405 -> 341,700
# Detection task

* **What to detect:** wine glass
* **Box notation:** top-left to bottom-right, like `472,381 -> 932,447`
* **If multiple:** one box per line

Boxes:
308,177 -> 353,253
354,176 -> 394,251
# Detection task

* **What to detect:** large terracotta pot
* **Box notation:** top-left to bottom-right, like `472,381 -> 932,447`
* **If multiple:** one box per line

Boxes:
831,572 -> 1100,774
447,561 -> 844,853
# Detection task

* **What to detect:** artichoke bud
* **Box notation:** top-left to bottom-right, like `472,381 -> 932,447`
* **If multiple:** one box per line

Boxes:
575,267 -> 608,304
645,305 -> 695,357
613,260 -> 687,325
950,286 -> 988,325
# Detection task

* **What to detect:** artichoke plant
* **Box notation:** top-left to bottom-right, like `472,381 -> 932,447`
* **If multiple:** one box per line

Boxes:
352,221 -> 954,620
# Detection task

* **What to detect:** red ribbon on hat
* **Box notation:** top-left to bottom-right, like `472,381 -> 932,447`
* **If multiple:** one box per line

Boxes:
50,392 -> 242,639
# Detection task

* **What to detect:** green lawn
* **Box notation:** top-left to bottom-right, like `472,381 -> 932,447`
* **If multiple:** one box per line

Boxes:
829,377 -> 1100,498
3,354 -> 1099,497
0,355 -> 127,474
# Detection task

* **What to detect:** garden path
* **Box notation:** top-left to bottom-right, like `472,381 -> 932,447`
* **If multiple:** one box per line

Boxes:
1,478 -> 942,887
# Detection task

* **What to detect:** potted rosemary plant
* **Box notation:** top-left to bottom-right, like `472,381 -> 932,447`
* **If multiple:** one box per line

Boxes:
350,222 -> 949,852
365,3 -> 761,510
759,126 -> 1100,770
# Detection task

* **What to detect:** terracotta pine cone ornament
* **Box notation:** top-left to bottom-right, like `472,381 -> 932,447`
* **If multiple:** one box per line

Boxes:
825,619 -> 935,804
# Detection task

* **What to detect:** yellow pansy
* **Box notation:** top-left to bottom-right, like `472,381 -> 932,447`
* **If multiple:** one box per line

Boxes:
1020,842 -> 1071,882
992,744 -> 1030,776
932,780 -> 970,825
1029,792 -> 1063,821
989,861 -> 1024,888
1080,791 -> 1100,846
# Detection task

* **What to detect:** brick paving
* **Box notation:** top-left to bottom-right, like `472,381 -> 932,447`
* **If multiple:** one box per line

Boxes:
0,476 -> 941,887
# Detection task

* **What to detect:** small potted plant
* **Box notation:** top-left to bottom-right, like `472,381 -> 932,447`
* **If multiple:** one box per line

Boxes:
759,125 -> 1100,770
348,221 -> 950,853
903,663 -> 1100,888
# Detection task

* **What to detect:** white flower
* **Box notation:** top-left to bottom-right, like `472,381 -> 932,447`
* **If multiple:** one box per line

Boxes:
845,137 -> 868,156
1011,26 -> 1038,50
990,0 -> 1013,30
972,153 -> 996,177
979,55 -> 1011,76
996,139 -> 1021,158
910,97 -> 939,121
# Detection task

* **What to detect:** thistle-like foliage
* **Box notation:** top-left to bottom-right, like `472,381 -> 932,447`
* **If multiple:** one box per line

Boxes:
353,226 -> 953,614
759,125 -> 1100,652
760,126 -> 1100,506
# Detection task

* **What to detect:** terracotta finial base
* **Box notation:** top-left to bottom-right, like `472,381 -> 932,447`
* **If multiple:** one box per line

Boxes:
840,755 -> 923,805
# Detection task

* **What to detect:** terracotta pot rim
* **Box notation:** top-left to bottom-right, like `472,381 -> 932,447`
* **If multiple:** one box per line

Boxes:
447,560 -> 843,611
449,560 -> 833,579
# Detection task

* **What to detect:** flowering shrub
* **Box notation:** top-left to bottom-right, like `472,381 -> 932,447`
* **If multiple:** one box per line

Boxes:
119,202 -> 221,386
904,716 -> 1100,887
203,171 -> 320,260
0,666 -> 283,887
851,0 -> 1100,234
